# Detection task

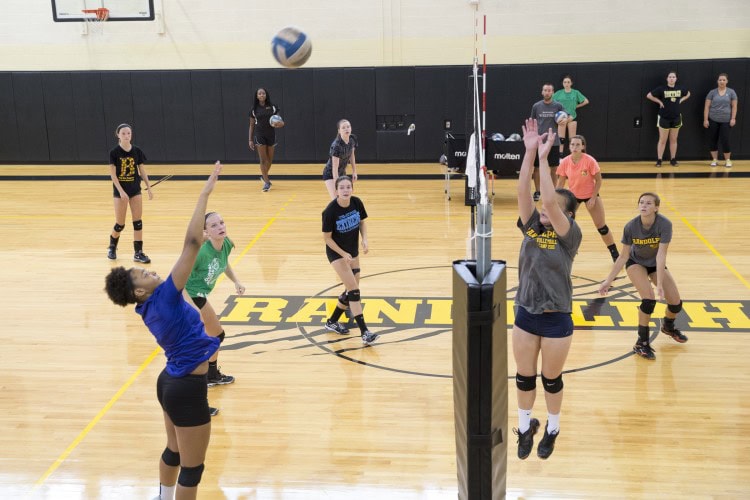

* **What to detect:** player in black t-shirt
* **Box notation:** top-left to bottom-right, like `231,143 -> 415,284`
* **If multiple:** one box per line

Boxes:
249,88 -> 284,192
323,119 -> 358,199
646,71 -> 691,167
107,123 -> 152,263
321,176 -> 378,345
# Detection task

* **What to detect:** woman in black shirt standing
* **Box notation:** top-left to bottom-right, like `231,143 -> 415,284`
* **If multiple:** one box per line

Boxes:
646,71 -> 691,167
249,88 -> 284,192
321,176 -> 378,345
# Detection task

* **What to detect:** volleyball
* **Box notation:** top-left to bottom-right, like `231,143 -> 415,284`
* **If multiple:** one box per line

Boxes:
506,133 -> 522,142
491,133 -> 505,142
554,111 -> 569,124
271,26 -> 312,68
269,114 -> 283,127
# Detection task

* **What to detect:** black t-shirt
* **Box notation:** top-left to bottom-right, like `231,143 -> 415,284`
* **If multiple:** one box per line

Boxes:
650,85 -> 688,119
325,135 -> 358,171
322,196 -> 368,259
250,104 -> 279,136
109,145 -> 147,187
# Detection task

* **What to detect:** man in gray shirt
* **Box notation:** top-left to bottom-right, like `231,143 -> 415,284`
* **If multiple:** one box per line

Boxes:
530,83 -> 564,200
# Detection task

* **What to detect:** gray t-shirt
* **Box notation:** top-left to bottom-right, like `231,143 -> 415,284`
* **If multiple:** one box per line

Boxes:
622,213 -> 672,267
706,88 -> 738,123
515,209 -> 582,314
530,100 -> 564,146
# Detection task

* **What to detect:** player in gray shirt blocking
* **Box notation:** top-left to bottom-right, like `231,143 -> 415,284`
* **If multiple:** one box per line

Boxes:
599,192 -> 687,360
512,118 -> 582,461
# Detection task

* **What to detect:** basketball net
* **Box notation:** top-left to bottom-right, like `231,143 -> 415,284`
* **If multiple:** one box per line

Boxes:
82,8 -> 109,35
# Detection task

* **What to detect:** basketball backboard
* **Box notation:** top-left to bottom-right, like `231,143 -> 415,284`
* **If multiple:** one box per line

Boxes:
52,0 -> 155,21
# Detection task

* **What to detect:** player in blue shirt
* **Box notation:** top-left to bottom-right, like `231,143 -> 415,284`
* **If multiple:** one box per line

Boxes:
104,162 -> 222,500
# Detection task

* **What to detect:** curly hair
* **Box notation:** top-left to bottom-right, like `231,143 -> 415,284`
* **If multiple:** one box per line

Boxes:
105,266 -> 137,307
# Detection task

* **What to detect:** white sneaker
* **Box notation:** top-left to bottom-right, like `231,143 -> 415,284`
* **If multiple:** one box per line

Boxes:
710,160 -> 718,167
725,160 -> 733,168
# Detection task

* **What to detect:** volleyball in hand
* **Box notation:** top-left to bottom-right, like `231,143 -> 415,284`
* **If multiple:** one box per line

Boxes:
554,111 -> 569,124
269,115 -> 283,127
271,26 -> 312,68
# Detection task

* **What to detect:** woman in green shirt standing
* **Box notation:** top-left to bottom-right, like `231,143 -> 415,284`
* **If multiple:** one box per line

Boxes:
553,75 -> 589,156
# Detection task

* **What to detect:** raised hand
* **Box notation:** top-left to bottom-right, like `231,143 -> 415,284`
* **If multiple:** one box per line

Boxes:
522,118 -> 540,149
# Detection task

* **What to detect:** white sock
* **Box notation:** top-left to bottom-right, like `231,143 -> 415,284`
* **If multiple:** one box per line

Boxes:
160,484 -> 176,500
547,413 -> 560,434
517,408 -> 532,433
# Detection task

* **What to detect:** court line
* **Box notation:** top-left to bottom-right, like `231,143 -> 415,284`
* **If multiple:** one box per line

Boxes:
665,201 -> 749,290
32,195 -> 296,491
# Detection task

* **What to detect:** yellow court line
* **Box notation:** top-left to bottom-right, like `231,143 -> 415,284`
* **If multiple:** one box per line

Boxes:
665,201 -> 750,290
32,195 -> 296,491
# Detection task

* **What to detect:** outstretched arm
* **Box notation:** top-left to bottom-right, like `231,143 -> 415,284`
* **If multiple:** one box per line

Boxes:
517,118 -> 539,225
538,128 -> 571,237
171,162 -> 222,290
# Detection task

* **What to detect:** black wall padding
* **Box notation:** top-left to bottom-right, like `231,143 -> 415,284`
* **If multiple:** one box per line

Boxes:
72,73 -> 107,162
13,73 -> 49,162
452,260 -> 508,500
160,71 -> 195,161
1,58 -> 746,164
42,73 -> 78,162
0,73 -> 22,162
191,71 -> 225,162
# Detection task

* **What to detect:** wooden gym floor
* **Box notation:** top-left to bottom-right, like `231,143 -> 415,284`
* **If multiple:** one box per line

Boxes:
1,160 -> 749,499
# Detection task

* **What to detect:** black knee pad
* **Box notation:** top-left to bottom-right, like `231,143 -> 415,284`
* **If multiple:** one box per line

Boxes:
352,268 -> 361,276
113,223 -> 125,233
559,137 -> 567,145
338,291 -> 349,306
133,219 -> 143,231
640,299 -> 657,315
515,373 -> 536,392
346,289 -> 361,303
178,464 -> 204,487
667,301 -> 683,314
597,225 -> 610,236
217,331 -> 225,343
541,373 -> 564,394
161,447 -> 180,467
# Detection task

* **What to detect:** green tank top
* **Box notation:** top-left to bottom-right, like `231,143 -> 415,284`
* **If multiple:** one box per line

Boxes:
185,237 -> 234,298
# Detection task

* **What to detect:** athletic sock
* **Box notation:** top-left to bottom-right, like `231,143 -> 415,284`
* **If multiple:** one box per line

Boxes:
607,244 -> 619,260
354,314 -> 368,334
159,483 -> 176,500
547,413 -> 560,434
329,306 -> 346,323
208,361 -> 218,378
637,324 -> 650,343
517,408 -> 532,434
109,235 -> 119,248
134,240 -> 144,252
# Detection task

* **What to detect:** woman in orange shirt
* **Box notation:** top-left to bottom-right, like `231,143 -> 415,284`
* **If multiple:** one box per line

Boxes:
556,135 -> 618,262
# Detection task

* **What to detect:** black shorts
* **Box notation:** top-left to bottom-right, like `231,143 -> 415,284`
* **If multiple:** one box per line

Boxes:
156,368 -> 211,427
575,193 -> 599,204
254,132 -> 276,146
625,258 -> 667,275
190,296 -> 207,309
327,246 -> 358,263
514,306 -> 574,338
322,164 -> 347,181
533,147 -> 560,168
113,183 -> 142,198
657,115 -> 683,129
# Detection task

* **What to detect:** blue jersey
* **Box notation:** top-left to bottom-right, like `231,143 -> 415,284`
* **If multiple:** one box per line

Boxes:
136,275 -> 220,377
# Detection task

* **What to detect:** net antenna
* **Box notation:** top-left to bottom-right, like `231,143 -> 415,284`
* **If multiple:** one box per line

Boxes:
466,13 -> 491,280
81,7 -> 109,35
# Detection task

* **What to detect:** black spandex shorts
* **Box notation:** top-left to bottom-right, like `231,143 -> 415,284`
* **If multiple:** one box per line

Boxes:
625,258 -> 665,275
254,132 -> 276,146
533,146 -> 560,168
575,193 -> 599,204
322,165 -> 347,181
156,368 -> 210,427
190,296 -> 207,309
514,306 -> 574,338
113,183 -> 141,198
327,246 -> 358,263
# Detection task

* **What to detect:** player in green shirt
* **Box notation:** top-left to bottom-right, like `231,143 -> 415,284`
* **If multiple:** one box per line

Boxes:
553,75 -> 589,156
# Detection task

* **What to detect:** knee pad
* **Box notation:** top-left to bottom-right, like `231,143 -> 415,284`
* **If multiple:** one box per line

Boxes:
559,137 -> 567,145
667,301 -> 683,314
338,291 -> 349,306
346,289 -> 361,303
217,331 -> 225,343
178,464 -> 204,488
640,299 -> 657,315
133,219 -> 143,231
541,374 -> 564,394
352,268 -> 361,276
113,223 -> 125,233
515,373 -> 536,392
161,447 -> 180,467
597,225 -> 610,236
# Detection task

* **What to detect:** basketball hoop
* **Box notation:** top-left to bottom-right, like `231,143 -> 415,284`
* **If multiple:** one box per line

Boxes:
81,8 -> 109,35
